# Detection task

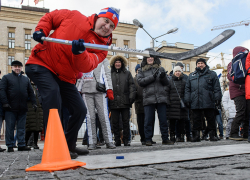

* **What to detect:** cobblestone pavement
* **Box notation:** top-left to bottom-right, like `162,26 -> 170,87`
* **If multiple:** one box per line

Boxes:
0,140 -> 250,179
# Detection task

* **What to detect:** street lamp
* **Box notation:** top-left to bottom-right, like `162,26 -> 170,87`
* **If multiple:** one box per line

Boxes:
133,19 -> 178,48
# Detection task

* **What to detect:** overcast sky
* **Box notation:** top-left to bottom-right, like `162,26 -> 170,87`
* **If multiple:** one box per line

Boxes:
3,0 -> 250,71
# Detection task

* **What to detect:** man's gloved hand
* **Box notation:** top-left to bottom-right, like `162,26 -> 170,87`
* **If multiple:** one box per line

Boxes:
33,30 -> 45,44
3,104 -> 11,111
159,70 -> 166,79
72,39 -> 86,55
215,100 -> 220,106
106,89 -> 114,100
153,68 -> 159,79
33,104 -> 37,112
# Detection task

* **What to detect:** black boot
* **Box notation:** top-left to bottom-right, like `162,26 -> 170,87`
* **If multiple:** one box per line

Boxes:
170,133 -> 176,143
209,130 -> 218,141
191,131 -> 201,142
123,139 -> 130,146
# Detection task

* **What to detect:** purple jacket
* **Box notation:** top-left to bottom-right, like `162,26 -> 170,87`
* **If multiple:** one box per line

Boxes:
227,62 -> 245,99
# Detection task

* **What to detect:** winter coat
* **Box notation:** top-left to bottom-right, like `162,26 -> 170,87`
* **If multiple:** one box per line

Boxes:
184,66 -> 222,109
26,84 -> 43,132
0,71 -> 36,112
222,90 -> 236,119
227,62 -> 245,99
137,57 -> 169,106
109,55 -> 136,109
26,9 -> 112,84
134,74 -> 144,114
76,58 -> 113,94
245,53 -> 250,100
166,74 -> 188,120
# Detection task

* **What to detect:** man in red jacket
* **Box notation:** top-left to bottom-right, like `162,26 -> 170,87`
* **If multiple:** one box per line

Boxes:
25,7 -> 120,159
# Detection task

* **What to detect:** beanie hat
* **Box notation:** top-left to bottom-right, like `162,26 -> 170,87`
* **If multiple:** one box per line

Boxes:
11,60 -> 23,67
196,58 -> 206,65
173,66 -> 182,73
98,7 -> 120,29
232,46 -> 249,58
175,62 -> 184,67
135,64 -> 140,72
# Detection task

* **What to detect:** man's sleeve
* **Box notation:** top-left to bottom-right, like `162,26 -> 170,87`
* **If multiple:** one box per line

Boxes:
213,74 -> 222,101
27,81 -> 37,105
128,72 -> 136,102
184,75 -> 191,103
102,59 -> 113,90
35,9 -> 71,36
0,76 -> 9,105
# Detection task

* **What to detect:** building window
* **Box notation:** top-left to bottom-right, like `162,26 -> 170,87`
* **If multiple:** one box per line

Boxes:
183,63 -> 186,72
186,64 -> 190,72
172,62 -> 175,70
124,40 -> 129,58
8,32 -> 15,49
8,56 -> 15,65
25,34 -> 31,50
25,57 -> 29,64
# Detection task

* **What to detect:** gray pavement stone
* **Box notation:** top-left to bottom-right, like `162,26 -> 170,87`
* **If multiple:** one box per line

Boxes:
0,140 -> 250,179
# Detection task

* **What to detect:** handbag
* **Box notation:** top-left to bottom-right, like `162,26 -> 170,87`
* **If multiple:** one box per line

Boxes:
93,73 -> 106,93
173,80 -> 186,109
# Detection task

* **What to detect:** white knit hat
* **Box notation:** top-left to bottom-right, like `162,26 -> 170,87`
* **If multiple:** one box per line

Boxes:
173,66 -> 182,73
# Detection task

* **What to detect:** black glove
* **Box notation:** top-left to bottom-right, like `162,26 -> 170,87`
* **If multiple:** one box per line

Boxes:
153,69 -> 159,79
33,30 -> 45,44
33,104 -> 37,112
215,100 -> 220,106
159,71 -> 166,79
72,39 -> 86,55
3,104 -> 11,111
185,103 -> 190,108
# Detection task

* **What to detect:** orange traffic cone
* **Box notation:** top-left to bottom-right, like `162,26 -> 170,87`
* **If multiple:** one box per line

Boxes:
26,109 -> 86,172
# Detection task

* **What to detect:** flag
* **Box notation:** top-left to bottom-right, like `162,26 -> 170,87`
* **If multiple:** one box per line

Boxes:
34,0 -> 44,5
21,0 -> 24,4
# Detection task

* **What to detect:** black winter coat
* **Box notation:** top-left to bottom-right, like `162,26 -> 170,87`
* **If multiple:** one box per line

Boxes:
0,71 -> 36,112
109,67 -> 136,109
134,75 -> 144,114
137,64 -> 169,106
166,75 -> 188,120
26,84 -> 43,132
184,66 -> 222,109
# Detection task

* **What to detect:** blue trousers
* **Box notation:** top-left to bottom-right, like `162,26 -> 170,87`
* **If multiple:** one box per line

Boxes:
5,111 -> 27,148
144,103 -> 169,142
215,109 -> 224,137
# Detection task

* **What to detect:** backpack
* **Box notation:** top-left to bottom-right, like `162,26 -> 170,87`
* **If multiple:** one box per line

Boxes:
230,50 -> 250,84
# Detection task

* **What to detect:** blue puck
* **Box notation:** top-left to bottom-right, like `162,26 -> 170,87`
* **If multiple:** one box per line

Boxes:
116,156 -> 124,159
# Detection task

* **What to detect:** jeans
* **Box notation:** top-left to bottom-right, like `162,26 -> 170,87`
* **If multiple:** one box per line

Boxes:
0,116 -> 2,138
226,118 -> 233,138
144,103 -> 169,142
5,111 -> 27,148
216,109 -> 224,137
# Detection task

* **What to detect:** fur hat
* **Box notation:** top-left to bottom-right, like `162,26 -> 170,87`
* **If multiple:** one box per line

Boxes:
11,60 -> 23,67
98,7 -> 120,29
173,66 -> 182,73
135,64 -> 140,72
196,58 -> 206,65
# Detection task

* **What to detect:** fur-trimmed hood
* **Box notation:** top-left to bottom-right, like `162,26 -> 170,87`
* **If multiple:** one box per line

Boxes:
110,55 -> 128,68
